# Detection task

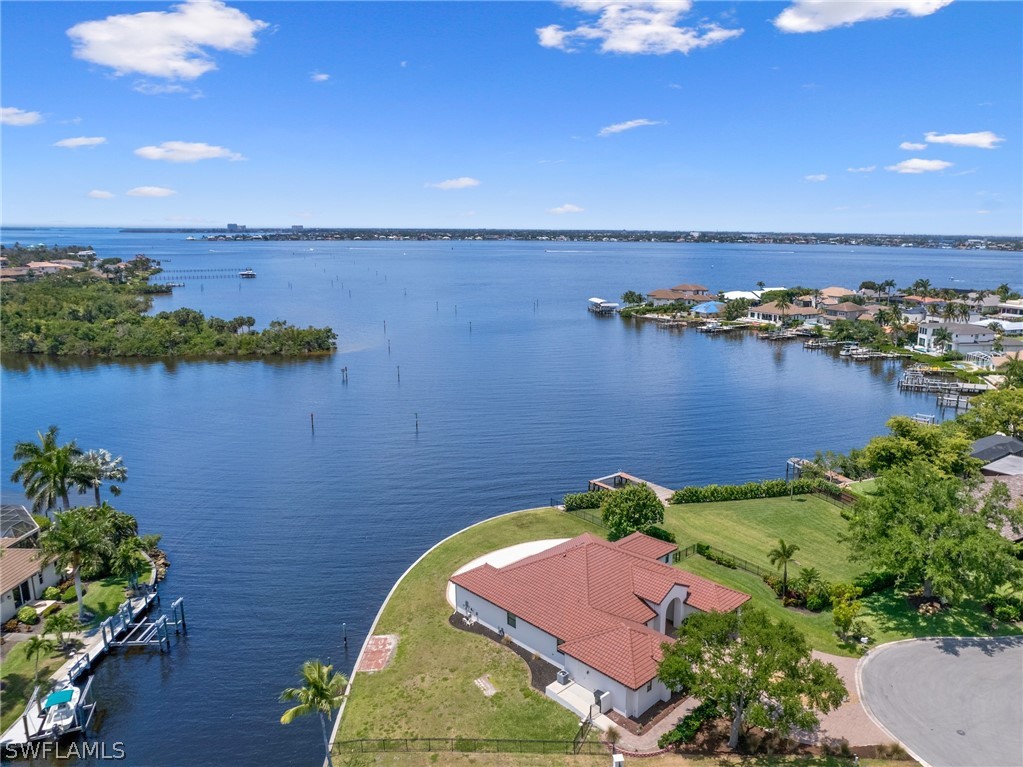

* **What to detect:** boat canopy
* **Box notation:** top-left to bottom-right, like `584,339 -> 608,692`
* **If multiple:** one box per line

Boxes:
44,689 -> 74,708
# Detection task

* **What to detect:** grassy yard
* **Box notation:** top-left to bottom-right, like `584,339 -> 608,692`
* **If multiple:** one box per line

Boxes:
845,480 -> 878,498
336,508 -> 600,744
0,571 -> 146,733
660,496 -> 862,584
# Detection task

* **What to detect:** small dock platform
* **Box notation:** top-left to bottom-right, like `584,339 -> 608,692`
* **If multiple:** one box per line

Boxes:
589,472 -> 674,505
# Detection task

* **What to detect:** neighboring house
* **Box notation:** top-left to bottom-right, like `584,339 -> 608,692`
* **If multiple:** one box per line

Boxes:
971,435 -> 1023,464
25,261 -> 73,275
917,322 -> 996,353
994,300 -> 1023,321
822,302 -> 868,323
747,302 -> 821,325
819,286 -> 855,300
451,532 -> 750,719
978,319 -> 1023,337
0,506 -> 60,624
721,290 -> 760,302
982,455 -> 1023,477
646,284 -> 715,306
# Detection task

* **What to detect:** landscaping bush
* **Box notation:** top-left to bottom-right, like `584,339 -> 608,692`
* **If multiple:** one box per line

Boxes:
853,570 -> 897,596
805,591 -> 831,612
988,593 -> 1023,623
3,618 -> 20,633
670,478 -> 834,504
563,490 -> 607,511
993,604 -> 1019,623
643,525 -> 676,543
657,700 -> 720,748
762,573 -> 783,596
62,586 -> 78,603
41,602 -> 63,619
17,606 -> 39,625
42,586 -> 61,601
696,543 -> 737,569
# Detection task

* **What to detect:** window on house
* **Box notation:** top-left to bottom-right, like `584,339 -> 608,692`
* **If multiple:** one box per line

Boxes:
646,680 -> 653,692
506,612 -> 517,628
38,573 -> 44,584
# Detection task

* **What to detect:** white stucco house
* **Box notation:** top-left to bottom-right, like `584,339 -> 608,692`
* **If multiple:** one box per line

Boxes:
450,532 -> 750,720
917,321 -> 996,353
1,505 -> 61,624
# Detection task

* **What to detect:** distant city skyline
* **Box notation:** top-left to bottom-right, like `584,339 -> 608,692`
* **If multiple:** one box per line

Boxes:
1,1 -> 1020,235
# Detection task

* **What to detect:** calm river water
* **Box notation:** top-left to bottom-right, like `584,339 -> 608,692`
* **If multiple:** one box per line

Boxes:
1,229 -> 1019,765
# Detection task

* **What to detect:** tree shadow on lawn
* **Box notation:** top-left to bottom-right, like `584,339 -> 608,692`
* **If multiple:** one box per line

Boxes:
866,590 -> 1022,650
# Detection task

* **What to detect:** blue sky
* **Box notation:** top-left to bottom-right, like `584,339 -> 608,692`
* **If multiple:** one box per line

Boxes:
2,1 -> 1020,235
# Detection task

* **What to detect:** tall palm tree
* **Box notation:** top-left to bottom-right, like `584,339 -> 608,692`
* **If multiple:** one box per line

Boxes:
774,295 -> 792,326
881,279 -> 897,303
810,288 -> 823,308
23,636 -> 55,688
912,278 -> 932,297
40,509 -> 112,622
932,327 -> 953,354
73,449 -> 127,506
111,536 -> 149,592
768,539 -> 800,602
10,426 -> 84,515
999,353 -> 1023,389
280,660 -> 349,767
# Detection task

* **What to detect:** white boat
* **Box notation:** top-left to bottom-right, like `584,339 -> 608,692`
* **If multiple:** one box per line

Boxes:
40,684 -> 81,738
839,343 -> 859,357
239,268 -> 257,278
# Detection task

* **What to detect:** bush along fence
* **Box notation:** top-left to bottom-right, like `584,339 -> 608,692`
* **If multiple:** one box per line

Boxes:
334,738 -> 608,756
670,478 -> 845,504
675,542 -> 771,578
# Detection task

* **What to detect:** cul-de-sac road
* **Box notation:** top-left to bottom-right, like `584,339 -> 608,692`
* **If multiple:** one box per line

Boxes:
859,637 -> 1023,767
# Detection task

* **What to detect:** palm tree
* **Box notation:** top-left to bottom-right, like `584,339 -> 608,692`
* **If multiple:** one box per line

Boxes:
881,279 -> 897,303
111,537 -> 149,592
10,426 -> 84,515
999,353 -> 1023,389
810,288 -> 823,308
73,449 -> 127,506
280,660 -> 349,767
40,509 -> 112,622
911,278 -> 932,297
23,636 -> 55,688
768,539 -> 800,602
774,295 -> 792,326
931,327 -> 953,354
43,612 -> 80,650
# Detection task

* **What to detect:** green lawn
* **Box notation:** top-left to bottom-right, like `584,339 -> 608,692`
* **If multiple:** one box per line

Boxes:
845,480 -> 878,498
336,508 -> 600,745
0,571 -> 146,733
659,496 -> 861,584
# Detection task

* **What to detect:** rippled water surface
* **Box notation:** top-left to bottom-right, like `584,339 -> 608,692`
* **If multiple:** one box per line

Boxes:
2,230 -> 1018,765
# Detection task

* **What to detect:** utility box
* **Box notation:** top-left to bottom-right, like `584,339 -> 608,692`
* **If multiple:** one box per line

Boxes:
612,754 -> 625,766
556,670 -> 570,685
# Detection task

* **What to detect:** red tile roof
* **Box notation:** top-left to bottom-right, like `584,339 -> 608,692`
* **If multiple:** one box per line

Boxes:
616,531 -> 678,561
450,533 -> 750,688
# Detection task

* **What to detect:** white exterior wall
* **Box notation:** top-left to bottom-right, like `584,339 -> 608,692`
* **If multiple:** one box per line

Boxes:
453,584 -> 566,669
1,560 -> 60,623
628,679 -> 672,718
562,655 -> 630,716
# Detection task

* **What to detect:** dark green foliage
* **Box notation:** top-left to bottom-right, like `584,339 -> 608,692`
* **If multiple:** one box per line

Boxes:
657,700 -> 720,748
851,570 -> 898,596
562,490 -> 608,511
17,606 -> 39,625
697,543 -> 737,569
42,586 -> 61,601
600,483 -> 664,542
620,290 -> 645,305
987,593 -> 1023,623
671,478 -> 832,504
722,298 -> 751,321
643,525 -> 676,544
0,273 -> 336,357
829,319 -> 886,345
62,586 -> 78,603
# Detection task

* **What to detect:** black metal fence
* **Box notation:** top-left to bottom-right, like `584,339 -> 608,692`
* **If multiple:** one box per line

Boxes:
565,508 -> 604,527
334,738 -> 608,756
675,542 -> 770,578
811,487 -> 858,509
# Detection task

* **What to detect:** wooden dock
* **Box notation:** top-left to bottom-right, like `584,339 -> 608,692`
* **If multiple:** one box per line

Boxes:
588,472 -> 674,504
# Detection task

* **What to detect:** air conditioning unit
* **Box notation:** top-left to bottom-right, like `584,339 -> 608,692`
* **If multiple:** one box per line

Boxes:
556,670 -> 570,685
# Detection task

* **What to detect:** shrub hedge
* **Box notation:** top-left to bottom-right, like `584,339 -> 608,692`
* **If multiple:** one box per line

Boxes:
17,606 -> 39,625
658,700 -> 720,748
563,490 -> 608,511
62,586 -> 78,603
670,478 -> 837,504
696,543 -> 737,569
42,586 -> 61,601
643,525 -> 677,544
852,570 -> 898,596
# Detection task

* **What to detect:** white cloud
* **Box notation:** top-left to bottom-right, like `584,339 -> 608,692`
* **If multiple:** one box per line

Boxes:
1,107 -> 43,126
537,1 -> 742,55
133,81 -> 199,97
924,130 -> 1004,149
88,190 -> 115,199
548,204 -> 584,214
310,71 -> 330,82
54,136 -> 107,149
804,174 -> 828,182
598,118 -> 663,137
885,158 -> 953,174
127,186 -> 177,197
135,141 -> 245,162
847,166 -> 876,173
774,0 -> 953,33
899,141 -> 927,150
425,177 -> 480,190
67,0 -> 268,80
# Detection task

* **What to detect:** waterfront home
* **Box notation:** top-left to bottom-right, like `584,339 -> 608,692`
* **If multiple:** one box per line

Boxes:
971,435 -> 1023,464
994,300 -> 1023,321
721,289 -> 760,302
451,532 -> 749,719
819,286 -> 856,300
0,506 -> 60,624
979,319 -> 1023,336
646,284 -> 715,306
917,321 -> 996,353
822,302 -> 869,323
746,302 -> 821,325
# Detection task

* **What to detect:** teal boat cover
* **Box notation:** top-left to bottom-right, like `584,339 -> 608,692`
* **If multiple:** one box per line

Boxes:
44,689 -> 74,708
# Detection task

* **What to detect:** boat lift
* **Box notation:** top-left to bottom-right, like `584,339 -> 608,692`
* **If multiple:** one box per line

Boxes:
21,678 -> 97,743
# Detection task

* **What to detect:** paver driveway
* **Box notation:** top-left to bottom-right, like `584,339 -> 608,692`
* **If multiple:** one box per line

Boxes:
859,637 -> 1023,767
